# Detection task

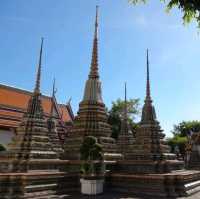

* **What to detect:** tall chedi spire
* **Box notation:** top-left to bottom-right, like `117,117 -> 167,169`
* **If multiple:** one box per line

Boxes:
124,83 -> 128,127
141,49 -> 157,124
83,6 -> 102,102
64,7 -> 118,160
89,5 -> 99,79
26,38 -> 44,119
146,49 -> 151,101
7,39 -> 58,172
121,83 -> 129,136
34,37 -> 43,94
117,83 -> 134,159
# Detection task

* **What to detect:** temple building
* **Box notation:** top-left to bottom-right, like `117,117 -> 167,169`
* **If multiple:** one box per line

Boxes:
64,6 -> 118,160
0,83 -> 74,146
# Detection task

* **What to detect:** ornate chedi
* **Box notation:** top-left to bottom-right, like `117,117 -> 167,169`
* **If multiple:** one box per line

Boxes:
117,83 -> 135,159
108,50 -> 200,197
117,50 -> 183,173
1,38 -> 60,173
64,7 -> 117,160
47,79 -> 63,155
130,50 -> 174,162
0,39 -> 76,199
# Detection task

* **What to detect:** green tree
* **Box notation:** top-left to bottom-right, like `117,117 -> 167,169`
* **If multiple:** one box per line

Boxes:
129,0 -> 200,27
108,98 -> 140,139
172,120 -> 200,137
167,120 -> 200,157
166,135 -> 187,157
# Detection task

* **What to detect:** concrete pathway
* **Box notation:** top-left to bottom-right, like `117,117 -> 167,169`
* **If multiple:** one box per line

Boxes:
61,192 -> 200,199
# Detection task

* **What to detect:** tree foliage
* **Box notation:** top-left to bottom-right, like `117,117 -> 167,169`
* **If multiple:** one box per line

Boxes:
107,98 -> 140,139
172,120 -> 200,137
129,0 -> 200,27
166,135 -> 187,156
167,120 -> 200,157
109,98 -> 140,120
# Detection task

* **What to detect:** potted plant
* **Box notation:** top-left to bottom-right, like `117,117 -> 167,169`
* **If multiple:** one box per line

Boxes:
80,136 -> 105,195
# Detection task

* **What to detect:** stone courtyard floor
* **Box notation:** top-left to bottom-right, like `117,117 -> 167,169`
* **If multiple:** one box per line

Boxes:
61,192 -> 200,199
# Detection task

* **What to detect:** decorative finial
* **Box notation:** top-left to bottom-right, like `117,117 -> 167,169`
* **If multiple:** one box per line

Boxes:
95,5 -> 99,36
34,38 -> 44,94
50,78 -> 57,117
67,97 -> 72,105
52,78 -> 57,98
125,82 -> 127,104
146,49 -> 151,101
124,82 -> 128,121
89,6 -> 99,79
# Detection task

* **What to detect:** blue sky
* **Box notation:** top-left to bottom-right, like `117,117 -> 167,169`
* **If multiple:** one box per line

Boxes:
0,0 -> 200,137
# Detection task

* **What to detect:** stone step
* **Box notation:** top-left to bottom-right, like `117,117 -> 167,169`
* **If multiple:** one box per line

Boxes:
25,191 -> 69,199
25,190 -> 56,199
25,183 -> 57,193
185,180 -> 200,196
104,153 -> 122,161
35,195 -> 67,199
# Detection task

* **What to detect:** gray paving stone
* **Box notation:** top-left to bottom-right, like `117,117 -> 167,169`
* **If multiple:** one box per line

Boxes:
61,192 -> 200,199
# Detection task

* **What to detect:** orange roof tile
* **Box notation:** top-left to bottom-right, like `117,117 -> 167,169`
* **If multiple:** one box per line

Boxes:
0,84 -> 73,127
58,104 -> 72,123
0,118 -> 19,128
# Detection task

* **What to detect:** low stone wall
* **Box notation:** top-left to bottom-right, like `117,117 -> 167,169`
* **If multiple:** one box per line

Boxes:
0,171 -> 79,199
106,170 -> 200,197
114,160 -> 184,174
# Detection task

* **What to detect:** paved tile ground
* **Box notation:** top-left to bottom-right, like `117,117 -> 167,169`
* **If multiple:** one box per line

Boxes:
63,192 -> 200,199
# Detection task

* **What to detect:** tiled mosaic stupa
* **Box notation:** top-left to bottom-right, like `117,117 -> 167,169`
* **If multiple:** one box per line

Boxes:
108,50 -> 200,197
64,6 -> 118,160
117,83 -> 135,159
0,39 -> 75,199
47,79 -> 63,155
115,50 -> 184,174
125,50 -> 184,172
0,38 -> 60,173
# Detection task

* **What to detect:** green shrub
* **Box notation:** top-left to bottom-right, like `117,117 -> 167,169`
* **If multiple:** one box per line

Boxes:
80,136 -> 104,176
0,144 -> 6,152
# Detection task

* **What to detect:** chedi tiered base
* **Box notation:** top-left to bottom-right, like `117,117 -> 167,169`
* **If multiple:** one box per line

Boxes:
64,101 -> 118,160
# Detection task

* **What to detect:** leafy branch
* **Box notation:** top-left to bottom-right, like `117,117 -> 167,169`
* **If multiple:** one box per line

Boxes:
129,0 -> 200,27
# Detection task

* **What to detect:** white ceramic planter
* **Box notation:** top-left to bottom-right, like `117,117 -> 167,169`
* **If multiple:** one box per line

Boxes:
80,178 -> 104,195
